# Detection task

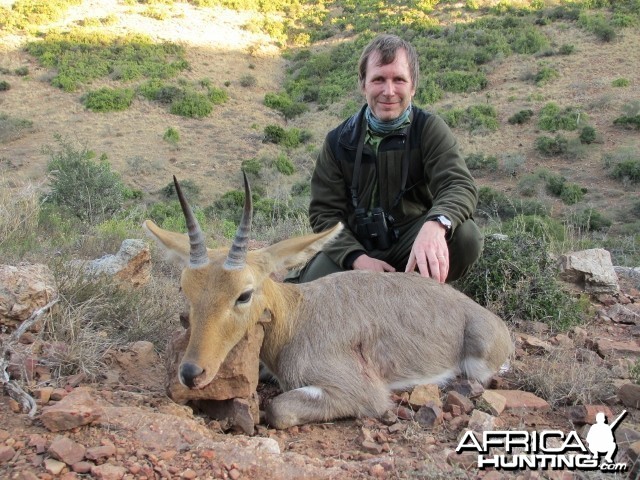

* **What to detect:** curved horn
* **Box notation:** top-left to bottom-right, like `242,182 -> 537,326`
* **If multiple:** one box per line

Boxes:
174,176 -> 209,268
224,171 -> 252,270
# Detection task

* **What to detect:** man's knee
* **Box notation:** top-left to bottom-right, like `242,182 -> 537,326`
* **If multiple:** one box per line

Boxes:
284,252 -> 344,284
447,219 -> 483,282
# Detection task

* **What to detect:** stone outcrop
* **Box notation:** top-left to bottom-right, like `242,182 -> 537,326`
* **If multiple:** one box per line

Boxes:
0,263 -> 56,332
75,239 -> 151,287
559,248 -> 619,294
165,322 -> 264,434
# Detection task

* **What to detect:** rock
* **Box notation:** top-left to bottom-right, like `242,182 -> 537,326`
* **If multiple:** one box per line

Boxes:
74,239 -> 151,287
414,403 -> 443,428
559,248 -> 619,294
0,446 -> 16,463
408,384 -> 441,409
48,435 -> 86,465
608,303 -> 640,325
166,323 -> 264,403
615,266 -> 640,282
44,458 -> 67,475
467,410 -> 496,433
624,440 -> 640,479
595,338 -> 640,358
490,390 -> 550,411
194,396 -> 258,435
618,383 -> 640,408
480,390 -> 507,416
444,391 -> 474,414
568,405 -> 614,425
40,388 -> 104,432
85,444 -> 116,461
0,263 -> 56,331
91,463 -> 127,480
517,333 -> 554,354
448,379 -> 484,398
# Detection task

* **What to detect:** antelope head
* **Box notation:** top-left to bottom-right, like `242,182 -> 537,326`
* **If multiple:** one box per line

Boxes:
144,174 -> 342,389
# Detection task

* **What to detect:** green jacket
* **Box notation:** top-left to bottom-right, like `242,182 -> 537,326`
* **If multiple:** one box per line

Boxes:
309,104 -> 478,268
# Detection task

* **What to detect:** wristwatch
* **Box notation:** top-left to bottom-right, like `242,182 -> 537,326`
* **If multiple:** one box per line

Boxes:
429,215 -> 452,233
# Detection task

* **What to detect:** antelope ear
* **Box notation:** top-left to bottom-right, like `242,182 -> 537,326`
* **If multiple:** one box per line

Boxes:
259,223 -> 343,272
143,220 -> 190,266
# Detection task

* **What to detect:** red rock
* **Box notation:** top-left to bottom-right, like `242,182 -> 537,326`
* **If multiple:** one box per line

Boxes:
596,338 -> 640,358
91,463 -> 127,480
0,446 -> 16,463
72,461 -> 93,474
415,403 -> 443,428
618,383 -> 640,408
568,405 -> 614,425
444,391 -> 474,414
48,435 -> 86,465
408,384 -> 441,408
481,390 -> 507,416
85,445 -> 116,461
44,458 -> 66,475
40,388 -> 104,432
490,390 -> 550,411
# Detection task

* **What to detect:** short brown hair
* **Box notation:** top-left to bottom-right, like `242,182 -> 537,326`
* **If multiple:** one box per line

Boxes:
358,34 -> 419,88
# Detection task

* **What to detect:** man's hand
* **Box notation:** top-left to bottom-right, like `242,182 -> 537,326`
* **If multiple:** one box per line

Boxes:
405,221 -> 449,282
352,254 -> 396,273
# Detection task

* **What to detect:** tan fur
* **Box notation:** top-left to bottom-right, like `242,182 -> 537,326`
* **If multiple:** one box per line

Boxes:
145,220 -> 513,429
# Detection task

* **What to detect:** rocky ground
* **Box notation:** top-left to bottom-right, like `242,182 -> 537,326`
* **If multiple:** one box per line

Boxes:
1,248 -> 640,479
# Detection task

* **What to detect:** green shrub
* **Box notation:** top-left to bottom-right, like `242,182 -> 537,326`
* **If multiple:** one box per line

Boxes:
241,158 -> 262,176
26,31 -> 188,92
273,153 -> 295,175
163,126 -> 180,144
612,78 -> 630,87
613,115 -> 640,130
456,233 -> 584,329
535,135 -> 568,156
464,153 -> 498,174
567,208 -> 612,232
611,160 -> 640,184
170,91 -> 212,117
517,173 -> 543,197
436,71 -> 487,93
263,125 -> 311,148
207,86 -> 228,105
559,183 -> 586,205
239,74 -> 257,87
160,179 -> 199,199
83,87 -> 134,112
577,126 -> 596,144
559,44 -> 575,55
535,66 -> 559,86
0,81 -> 10,91
543,172 -> 566,196
503,214 -> 566,243
147,200 -> 206,232
441,104 -> 499,133
508,109 -> 534,125
264,91 -> 308,120
538,103 -> 585,132
14,66 -> 29,76
44,135 -> 131,223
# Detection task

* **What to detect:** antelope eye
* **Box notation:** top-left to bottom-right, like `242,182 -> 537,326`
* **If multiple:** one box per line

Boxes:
236,290 -> 253,305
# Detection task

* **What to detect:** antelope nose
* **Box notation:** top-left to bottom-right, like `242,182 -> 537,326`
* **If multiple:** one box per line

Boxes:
179,362 -> 204,388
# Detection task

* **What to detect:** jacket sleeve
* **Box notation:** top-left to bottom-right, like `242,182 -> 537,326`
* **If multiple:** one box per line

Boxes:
421,115 -> 478,232
309,139 -> 366,268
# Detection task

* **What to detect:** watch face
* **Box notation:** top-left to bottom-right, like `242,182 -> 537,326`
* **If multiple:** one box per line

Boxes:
438,216 -> 452,228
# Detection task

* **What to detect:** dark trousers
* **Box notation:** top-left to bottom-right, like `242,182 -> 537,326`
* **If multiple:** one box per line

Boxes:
289,217 -> 483,283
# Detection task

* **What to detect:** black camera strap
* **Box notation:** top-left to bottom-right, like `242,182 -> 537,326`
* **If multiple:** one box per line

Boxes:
350,114 -> 411,212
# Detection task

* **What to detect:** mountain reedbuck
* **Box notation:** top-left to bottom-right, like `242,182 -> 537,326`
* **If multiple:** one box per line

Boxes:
144,175 -> 513,429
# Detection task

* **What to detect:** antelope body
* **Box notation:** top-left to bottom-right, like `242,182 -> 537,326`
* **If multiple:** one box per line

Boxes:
145,175 -> 513,429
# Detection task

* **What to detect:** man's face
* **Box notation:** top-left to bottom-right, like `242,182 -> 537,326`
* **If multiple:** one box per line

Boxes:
361,48 -> 416,122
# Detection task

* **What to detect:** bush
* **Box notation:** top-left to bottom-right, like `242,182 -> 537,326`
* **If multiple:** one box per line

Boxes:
613,115 -> 640,130
559,183 -> 586,205
567,208 -> 612,232
612,78 -> 630,87
441,104 -> 499,133
147,200 -> 207,232
611,160 -> 640,184
0,80 -> 10,91
508,109 -> 534,125
579,126 -> 597,144
456,232 -> 584,329
534,66 -> 559,86
207,86 -> 228,105
83,87 -> 135,112
273,153 -> 295,175
263,125 -> 311,148
503,214 -> 565,244
241,158 -> 262,176
239,74 -> 257,87
535,135 -> 568,156
160,179 -> 199,199
170,91 -> 212,117
163,126 -> 180,144
44,135 -> 131,223
538,103 -> 585,132
464,153 -> 498,174
264,91 -> 308,120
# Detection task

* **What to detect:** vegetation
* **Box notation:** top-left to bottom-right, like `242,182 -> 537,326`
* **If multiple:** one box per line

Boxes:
440,104 -> 499,133
538,103 -> 586,132
456,232 -> 585,330
82,87 -> 135,112
508,109 -> 534,125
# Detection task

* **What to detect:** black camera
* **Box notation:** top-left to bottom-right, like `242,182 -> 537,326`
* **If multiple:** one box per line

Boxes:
355,207 -> 399,251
